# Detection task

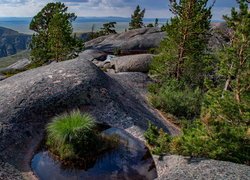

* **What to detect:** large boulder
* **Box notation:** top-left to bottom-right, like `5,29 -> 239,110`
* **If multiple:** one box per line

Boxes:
85,27 -> 165,54
110,54 -> 153,73
0,58 -> 169,179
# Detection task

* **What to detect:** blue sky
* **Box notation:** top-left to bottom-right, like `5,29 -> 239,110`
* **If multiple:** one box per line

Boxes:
0,0 -> 240,20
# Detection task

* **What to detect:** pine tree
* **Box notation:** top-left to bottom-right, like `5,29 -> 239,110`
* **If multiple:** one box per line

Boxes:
48,13 -> 72,61
29,2 -> 82,65
129,5 -> 145,30
100,22 -> 117,35
203,0 -> 250,125
151,0 -> 214,87
154,18 -> 159,27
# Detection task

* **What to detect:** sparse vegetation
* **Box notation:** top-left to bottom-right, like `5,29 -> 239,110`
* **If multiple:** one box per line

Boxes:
148,80 -> 203,120
0,51 -> 30,69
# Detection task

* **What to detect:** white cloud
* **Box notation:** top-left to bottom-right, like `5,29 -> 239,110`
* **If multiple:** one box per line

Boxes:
0,0 -> 236,19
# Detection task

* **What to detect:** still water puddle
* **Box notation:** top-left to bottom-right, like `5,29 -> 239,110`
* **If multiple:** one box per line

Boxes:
31,128 -> 157,180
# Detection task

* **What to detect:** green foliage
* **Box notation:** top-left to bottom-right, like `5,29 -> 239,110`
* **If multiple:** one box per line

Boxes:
150,0 -> 213,87
1,69 -> 26,77
147,23 -> 154,27
172,121 -> 249,164
46,110 -> 117,161
203,0 -> 250,126
46,110 -> 96,159
89,22 -> 117,40
29,2 -> 83,65
203,89 -> 250,126
129,5 -> 145,30
149,80 -> 203,120
145,0 -> 250,166
144,122 -> 172,155
100,22 -> 117,35
145,121 -> 249,165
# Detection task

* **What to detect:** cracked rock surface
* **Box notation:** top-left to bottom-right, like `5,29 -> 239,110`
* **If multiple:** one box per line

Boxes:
85,27 -> 165,54
154,155 -> 250,180
0,58 -> 169,179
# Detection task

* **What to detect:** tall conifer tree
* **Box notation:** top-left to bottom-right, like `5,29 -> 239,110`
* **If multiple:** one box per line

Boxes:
129,5 -> 145,30
30,2 -> 82,65
151,0 -> 214,87
204,0 -> 250,125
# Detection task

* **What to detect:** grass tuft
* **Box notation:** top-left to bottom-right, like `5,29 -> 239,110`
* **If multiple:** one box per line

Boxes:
46,110 -> 119,168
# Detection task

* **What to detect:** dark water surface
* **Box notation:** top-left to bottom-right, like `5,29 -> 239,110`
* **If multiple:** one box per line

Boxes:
31,128 -> 157,180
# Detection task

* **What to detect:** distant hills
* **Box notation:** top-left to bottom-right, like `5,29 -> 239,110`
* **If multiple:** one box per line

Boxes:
0,27 -> 31,58
0,17 -> 165,59
0,17 -> 168,34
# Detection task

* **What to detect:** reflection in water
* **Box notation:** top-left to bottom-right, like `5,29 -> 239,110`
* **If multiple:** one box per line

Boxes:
31,128 -> 157,180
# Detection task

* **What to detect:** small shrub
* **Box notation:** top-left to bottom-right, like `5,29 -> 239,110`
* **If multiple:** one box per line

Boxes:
149,80 -> 203,120
144,122 -> 172,155
144,121 -> 250,165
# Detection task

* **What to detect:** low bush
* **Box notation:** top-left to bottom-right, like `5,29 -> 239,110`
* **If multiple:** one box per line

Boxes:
144,122 -> 172,155
144,121 -> 250,165
148,80 -> 203,120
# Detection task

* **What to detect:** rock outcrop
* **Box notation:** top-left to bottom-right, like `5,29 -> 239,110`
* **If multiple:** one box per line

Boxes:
0,58 -> 31,80
209,22 -> 230,50
77,49 -> 107,61
4,58 -> 30,70
0,58 -> 169,179
0,27 -> 31,58
85,27 -> 165,54
154,155 -> 250,180
110,54 -> 153,73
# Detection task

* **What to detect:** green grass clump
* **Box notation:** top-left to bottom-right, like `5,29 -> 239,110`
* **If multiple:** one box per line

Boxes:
46,110 -> 117,163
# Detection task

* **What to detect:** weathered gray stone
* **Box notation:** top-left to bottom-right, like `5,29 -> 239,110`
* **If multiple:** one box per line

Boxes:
0,59 -> 170,179
109,72 -> 152,95
111,54 -> 153,73
103,62 -> 112,69
0,161 -> 24,180
209,22 -> 230,50
77,49 -> 107,61
85,27 -> 165,54
154,155 -> 250,180
6,58 -> 30,70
